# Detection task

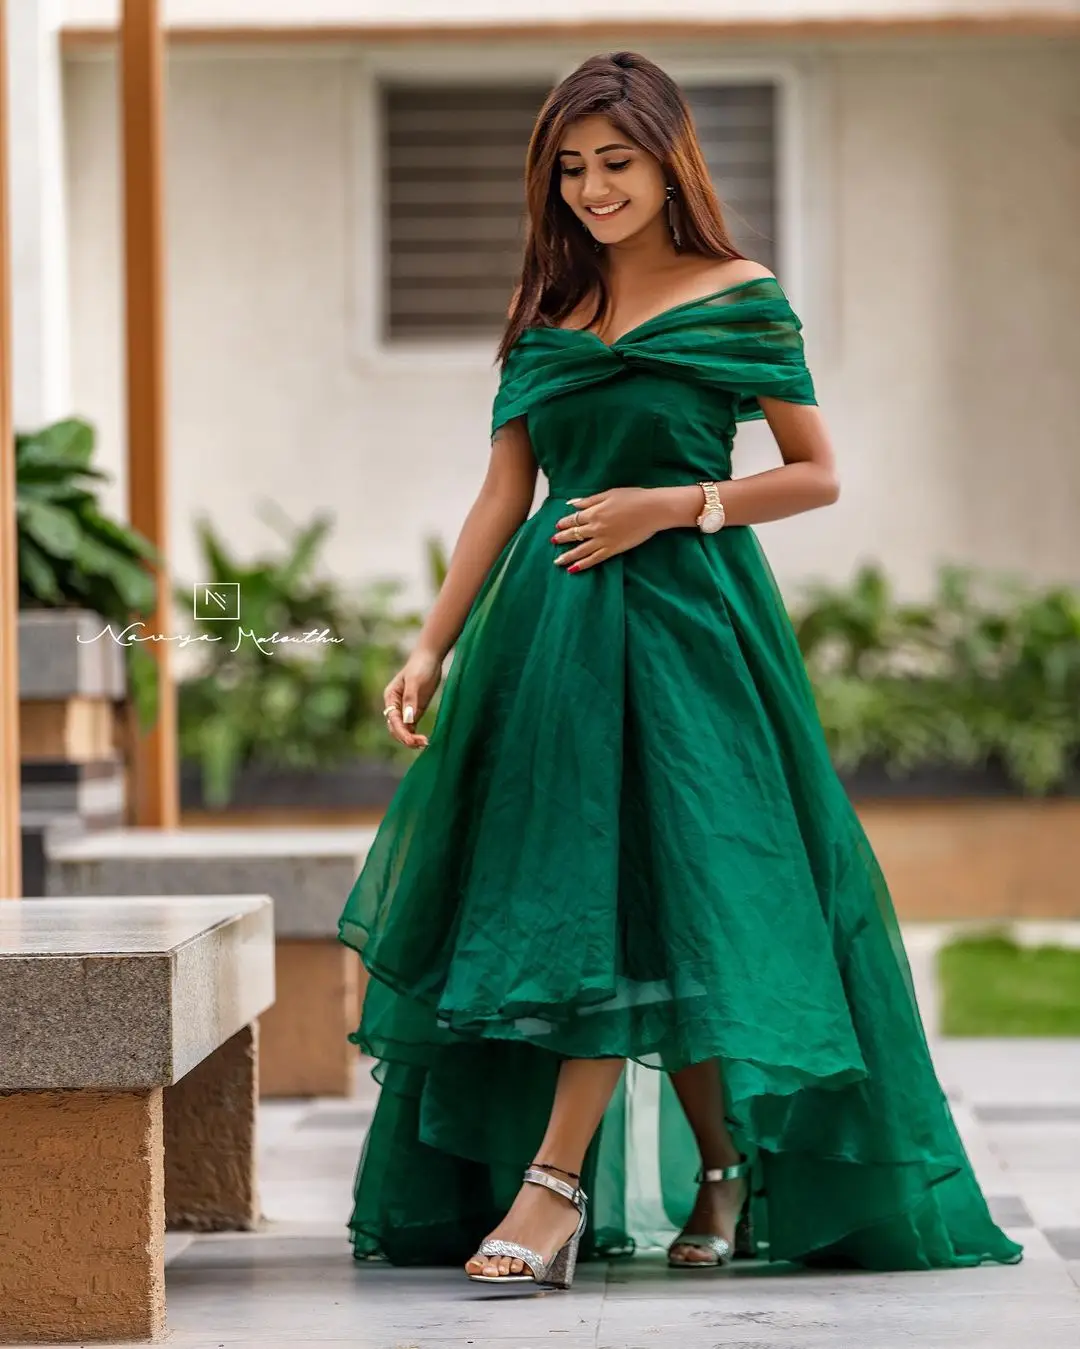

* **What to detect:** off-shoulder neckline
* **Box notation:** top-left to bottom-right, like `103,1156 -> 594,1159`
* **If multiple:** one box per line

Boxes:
549,274 -> 782,350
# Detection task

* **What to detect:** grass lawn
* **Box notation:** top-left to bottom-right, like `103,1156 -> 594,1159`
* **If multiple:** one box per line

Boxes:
938,932 -> 1080,1036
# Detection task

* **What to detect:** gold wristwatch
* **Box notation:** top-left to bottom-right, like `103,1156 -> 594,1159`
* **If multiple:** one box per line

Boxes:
696,481 -> 726,534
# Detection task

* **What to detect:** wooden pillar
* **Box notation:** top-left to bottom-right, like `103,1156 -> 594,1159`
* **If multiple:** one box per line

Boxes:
121,0 -> 177,827
0,0 -> 21,898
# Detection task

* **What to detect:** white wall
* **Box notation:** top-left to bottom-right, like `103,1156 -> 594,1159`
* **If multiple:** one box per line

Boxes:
60,0 -> 1080,31
63,36 -> 1080,611
9,0 -> 70,426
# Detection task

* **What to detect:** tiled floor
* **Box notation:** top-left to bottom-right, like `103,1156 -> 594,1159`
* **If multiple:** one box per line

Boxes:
135,1038 -> 1080,1349
15,933 -> 1080,1349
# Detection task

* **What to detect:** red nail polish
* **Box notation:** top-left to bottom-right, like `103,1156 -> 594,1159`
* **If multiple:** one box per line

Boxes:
550,535 -> 558,543
568,564 -> 580,574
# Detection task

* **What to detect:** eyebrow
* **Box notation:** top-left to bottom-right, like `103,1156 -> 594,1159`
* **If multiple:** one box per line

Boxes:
557,142 -> 635,157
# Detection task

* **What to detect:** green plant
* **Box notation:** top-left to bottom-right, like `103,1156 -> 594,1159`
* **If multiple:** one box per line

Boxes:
177,506 -> 448,806
938,932 -> 1080,1036
793,563 -> 1080,793
16,417 -> 159,721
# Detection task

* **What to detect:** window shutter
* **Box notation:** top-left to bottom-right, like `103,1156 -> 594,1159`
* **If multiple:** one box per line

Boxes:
384,83 -> 550,341
381,80 -> 779,341
684,84 -> 778,272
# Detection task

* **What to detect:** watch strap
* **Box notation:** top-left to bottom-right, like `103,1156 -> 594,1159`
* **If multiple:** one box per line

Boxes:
696,481 -> 725,529
698,481 -> 722,513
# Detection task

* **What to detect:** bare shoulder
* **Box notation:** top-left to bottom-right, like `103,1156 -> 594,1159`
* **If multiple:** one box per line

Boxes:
697,258 -> 775,292
558,292 -> 604,333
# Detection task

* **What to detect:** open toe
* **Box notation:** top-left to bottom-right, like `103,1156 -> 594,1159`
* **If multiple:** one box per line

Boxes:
464,1165 -> 588,1288
669,1241 -> 715,1266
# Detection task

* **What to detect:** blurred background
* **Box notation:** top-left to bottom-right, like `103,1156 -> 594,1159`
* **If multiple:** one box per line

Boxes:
3,3 -> 1080,1344
54,3 -> 1080,601
8,0 -> 1080,1048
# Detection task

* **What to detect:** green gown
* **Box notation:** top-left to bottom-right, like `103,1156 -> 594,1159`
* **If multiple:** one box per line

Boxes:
338,276 -> 1022,1272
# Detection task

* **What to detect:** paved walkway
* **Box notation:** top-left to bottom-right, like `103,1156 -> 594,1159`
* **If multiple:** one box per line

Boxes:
15,935 -> 1078,1349
146,1036 -> 1080,1349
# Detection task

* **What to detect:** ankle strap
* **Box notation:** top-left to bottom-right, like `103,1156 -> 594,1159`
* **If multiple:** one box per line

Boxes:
523,1165 -> 584,1207
697,1158 -> 751,1183
532,1161 -> 581,1183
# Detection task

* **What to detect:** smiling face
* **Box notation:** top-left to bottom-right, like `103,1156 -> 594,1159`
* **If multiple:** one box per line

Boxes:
557,114 -> 669,248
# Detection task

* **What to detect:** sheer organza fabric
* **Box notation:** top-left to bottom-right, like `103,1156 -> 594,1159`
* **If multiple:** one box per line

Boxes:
339,278 -> 1022,1272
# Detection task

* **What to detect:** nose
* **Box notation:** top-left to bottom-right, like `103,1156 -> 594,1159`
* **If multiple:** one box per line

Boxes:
579,166 -> 618,202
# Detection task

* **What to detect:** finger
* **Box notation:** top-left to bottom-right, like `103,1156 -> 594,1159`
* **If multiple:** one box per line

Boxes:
384,704 -> 427,750
552,511 -> 598,544
551,525 -> 596,546
552,508 -> 595,536
553,539 -> 596,566
567,493 -> 605,509
561,546 -> 607,572
381,684 -> 403,730
381,677 -> 405,738
568,547 -> 608,572
400,679 -> 419,726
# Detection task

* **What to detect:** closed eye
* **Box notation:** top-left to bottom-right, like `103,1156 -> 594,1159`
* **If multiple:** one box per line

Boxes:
559,159 -> 632,178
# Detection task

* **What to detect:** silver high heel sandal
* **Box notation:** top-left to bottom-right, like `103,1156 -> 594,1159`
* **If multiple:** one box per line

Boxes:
467,1164 -> 588,1289
668,1157 -> 753,1269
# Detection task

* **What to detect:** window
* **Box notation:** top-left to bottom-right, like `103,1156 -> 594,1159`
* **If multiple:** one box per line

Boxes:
380,79 -> 779,343
382,83 -> 550,342
684,83 -> 778,272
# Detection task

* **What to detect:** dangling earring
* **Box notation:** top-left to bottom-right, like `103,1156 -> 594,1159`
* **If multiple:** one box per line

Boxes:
665,183 -> 682,252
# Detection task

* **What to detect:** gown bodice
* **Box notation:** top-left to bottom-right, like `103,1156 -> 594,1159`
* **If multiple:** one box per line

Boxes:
491,276 -> 818,493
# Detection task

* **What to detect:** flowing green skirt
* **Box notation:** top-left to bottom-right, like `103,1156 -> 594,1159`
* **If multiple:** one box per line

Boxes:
339,514 -> 1022,1271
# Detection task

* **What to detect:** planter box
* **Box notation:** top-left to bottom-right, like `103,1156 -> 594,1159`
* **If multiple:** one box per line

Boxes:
857,798 -> 1080,922
839,758 -> 1080,801
21,761 -> 125,830
19,609 -> 127,839
179,758 -> 405,813
837,759 -> 1080,921
18,608 -> 125,701
20,698 -> 117,761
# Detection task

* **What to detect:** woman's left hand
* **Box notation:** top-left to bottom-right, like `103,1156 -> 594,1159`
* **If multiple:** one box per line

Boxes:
551,487 -> 666,573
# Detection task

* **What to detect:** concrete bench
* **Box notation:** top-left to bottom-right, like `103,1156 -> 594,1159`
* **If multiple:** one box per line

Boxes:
0,894 -> 274,1345
46,827 -> 374,1096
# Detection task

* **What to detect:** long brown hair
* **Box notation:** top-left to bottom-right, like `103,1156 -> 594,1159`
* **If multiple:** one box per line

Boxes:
498,51 -> 746,364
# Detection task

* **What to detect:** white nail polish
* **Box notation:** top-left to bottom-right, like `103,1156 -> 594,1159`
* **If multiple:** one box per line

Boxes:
403,704 -> 415,724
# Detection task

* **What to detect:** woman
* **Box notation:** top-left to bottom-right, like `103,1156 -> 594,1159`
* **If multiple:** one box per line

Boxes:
339,51 -> 1021,1289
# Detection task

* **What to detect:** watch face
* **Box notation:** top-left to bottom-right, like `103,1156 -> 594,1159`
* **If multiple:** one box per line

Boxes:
699,509 -> 724,534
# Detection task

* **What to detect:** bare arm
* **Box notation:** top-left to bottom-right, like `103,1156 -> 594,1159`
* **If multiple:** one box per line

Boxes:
643,256 -> 839,527
552,400 -> 838,575
384,417 -> 537,748
415,417 -> 538,663
652,399 -> 839,530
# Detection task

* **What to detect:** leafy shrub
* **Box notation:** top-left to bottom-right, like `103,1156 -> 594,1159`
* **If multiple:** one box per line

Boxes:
176,505 -> 447,806
794,563 -> 1080,793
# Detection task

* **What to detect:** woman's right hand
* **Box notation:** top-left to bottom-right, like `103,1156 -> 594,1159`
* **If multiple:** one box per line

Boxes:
382,648 -> 443,749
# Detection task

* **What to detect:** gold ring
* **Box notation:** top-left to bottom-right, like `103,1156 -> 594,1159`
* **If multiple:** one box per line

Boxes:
573,526 -> 583,541
573,511 -> 582,527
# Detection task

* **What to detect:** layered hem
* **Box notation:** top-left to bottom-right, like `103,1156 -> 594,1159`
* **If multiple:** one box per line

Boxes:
340,921 -> 1023,1274
335,502 -> 1022,1276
